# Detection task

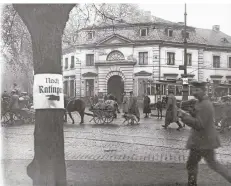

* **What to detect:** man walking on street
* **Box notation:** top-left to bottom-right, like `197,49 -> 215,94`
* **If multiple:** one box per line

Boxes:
162,90 -> 183,131
156,97 -> 163,119
178,81 -> 231,186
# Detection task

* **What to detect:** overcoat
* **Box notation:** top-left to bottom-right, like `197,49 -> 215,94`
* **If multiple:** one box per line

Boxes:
143,96 -> 151,114
165,93 -> 178,125
128,96 -> 140,118
122,95 -> 129,113
181,96 -> 221,149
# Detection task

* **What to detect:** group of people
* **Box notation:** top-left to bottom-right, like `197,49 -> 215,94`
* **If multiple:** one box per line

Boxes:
142,95 -> 164,119
87,82 -> 231,185
2,89 -> 32,122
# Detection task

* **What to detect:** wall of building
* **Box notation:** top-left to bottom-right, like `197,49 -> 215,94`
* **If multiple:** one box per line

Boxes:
160,46 -> 199,80
203,50 -> 231,82
62,45 -> 231,98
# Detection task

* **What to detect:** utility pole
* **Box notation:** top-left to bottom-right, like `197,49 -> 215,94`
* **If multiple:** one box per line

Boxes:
182,3 -> 189,101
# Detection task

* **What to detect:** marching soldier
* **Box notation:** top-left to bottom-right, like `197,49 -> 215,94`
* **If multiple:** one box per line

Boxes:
178,81 -> 231,186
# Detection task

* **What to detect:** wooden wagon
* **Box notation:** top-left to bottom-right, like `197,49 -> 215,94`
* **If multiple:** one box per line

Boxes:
85,100 -> 117,125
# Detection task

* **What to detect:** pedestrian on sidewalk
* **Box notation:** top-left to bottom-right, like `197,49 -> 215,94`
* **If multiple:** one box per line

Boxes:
143,93 -> 151,118
162,90 -> 183,131
156,97 -> 163,119
178,81 -> 231,186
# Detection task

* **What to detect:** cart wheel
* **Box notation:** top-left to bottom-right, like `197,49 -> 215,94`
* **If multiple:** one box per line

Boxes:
104,110 -> 114,124
93,110 -> 105,124
1,111 -> 11,126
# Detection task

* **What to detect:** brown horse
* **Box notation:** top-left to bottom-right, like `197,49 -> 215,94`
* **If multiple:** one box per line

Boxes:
64,98 -> 85,124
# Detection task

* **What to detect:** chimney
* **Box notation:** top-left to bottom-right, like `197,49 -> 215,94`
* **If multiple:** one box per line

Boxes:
212,25 -> 220,32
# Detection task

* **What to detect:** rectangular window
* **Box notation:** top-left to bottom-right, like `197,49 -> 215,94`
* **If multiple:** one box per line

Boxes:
176,85 -> 182,96
146,86 -> 151,95
70,56 -> 75,68
168,29 -> 173,37
182,31 -> 189,38
86,54 -> 94,66
187,53 -> 192,66
213,56 -> 220,68
189,86 -> 193,96
228,57 -> 231,68
229,81 -> 231,84
63,81 -> 68,95
85,79 -> 94,97
87,31 -> 95,39
65,58 -> 68,69
213,80 -> 221,85
139,52 -> 148,65
167,52 -> 175,65
140,28 -> 147,36
70,80 -> 75,97
168,85 -> 176,94
186,32 -> 189,38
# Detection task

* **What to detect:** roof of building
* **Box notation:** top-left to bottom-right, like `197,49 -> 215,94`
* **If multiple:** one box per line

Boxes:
196,28 -> 231,47
62,17 -> 231,54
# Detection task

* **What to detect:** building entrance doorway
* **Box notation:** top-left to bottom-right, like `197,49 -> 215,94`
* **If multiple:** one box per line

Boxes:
107,75 -> 124,104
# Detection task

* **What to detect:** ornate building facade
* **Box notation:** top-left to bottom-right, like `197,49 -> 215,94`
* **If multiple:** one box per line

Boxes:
62,20 -> 231,102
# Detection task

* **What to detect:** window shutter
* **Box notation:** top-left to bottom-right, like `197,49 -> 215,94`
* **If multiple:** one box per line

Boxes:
164,28 -> 168,35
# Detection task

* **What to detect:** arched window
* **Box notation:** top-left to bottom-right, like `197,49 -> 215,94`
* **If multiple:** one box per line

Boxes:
106,50 -> 125,61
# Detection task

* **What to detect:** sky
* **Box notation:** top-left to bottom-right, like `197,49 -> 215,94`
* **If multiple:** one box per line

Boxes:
138,3 -> 231,36
0,1 -> 231,36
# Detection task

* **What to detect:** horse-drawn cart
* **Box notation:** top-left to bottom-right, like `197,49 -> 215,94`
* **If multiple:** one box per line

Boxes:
86,99 -> 117,125
88,108 -> 115,124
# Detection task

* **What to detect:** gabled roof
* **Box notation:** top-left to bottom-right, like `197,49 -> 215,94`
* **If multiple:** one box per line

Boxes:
97,34 -> 134,46
62,16 -> 231,54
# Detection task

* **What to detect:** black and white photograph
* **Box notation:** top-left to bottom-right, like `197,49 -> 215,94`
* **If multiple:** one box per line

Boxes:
1,1 -> 231,185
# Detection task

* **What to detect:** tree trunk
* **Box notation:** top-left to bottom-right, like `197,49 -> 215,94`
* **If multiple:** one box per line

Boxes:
13,4 -> 75,186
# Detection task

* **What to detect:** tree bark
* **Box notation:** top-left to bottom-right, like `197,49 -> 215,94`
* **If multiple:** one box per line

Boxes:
13,4 -> 75,186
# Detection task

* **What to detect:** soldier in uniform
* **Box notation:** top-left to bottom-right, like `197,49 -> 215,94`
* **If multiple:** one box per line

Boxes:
178,81 -> 231,186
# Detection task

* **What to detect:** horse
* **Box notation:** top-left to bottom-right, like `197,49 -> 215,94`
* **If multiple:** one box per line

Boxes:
64,98 -> 85,124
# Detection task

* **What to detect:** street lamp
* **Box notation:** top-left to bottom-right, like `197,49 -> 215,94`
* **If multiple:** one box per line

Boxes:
182,3 -> 189,101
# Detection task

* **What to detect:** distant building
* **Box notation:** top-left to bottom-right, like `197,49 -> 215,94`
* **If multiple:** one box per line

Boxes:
62,18 -> 231,102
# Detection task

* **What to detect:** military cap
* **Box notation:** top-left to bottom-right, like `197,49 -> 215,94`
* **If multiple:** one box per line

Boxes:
190,81 -> 207,88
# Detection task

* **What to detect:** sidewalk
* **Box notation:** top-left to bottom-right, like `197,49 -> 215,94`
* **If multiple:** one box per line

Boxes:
2,159 -> 231,186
